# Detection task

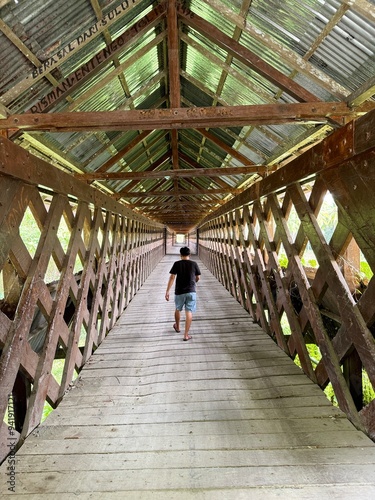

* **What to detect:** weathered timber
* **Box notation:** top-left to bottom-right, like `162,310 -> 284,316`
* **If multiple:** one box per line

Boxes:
0,103 -> 356,132
1,257 -> 374,498
77,165 -> 268,181
0,139 -> 165,464
198,108 -> 375,440
200,108 -> 375,224
30,4 -> 166,114
0,137 -> 154,224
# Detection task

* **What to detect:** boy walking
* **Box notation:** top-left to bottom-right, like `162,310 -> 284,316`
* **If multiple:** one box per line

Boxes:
165,247 -> 201,341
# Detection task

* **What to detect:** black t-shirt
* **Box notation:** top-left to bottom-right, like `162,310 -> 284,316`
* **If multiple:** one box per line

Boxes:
169,260 -> 201,295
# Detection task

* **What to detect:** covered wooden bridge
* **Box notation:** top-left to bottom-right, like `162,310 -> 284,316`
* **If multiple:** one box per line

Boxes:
1,0 -> 375,496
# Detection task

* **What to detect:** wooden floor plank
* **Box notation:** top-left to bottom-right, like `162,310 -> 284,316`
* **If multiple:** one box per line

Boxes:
1,255 -> 375,498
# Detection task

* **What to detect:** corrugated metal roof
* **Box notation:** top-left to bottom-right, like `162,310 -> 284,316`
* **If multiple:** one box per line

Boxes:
1,0 -> 374,231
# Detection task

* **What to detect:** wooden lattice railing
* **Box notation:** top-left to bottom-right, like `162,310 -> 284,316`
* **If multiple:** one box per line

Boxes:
199,108 -> 375,440
0,138 -> 165,463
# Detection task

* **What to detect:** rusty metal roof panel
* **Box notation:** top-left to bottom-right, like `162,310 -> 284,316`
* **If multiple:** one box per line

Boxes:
125,54 -> 161,98
57,133 -> 103,165
189,0 -> 236,37
244,0 -> 375,96
247,0 -> 327,44
0,30 -> 34,100
0,0 -> 98,106
0,0 -> 159,112
307,8 -> 375,91
244,127 -> 281,158
235,141 -> 264,165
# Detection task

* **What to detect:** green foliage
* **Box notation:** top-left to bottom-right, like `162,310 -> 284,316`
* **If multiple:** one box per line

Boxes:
280,313 -> 291,335
41,359 -> 72,422
293,343 -> 374,408
19,207 -> 41,258
363,371 -> 375,405
278,255 -> 289,268
42,401 -> 54,421
360,261 -> 373,280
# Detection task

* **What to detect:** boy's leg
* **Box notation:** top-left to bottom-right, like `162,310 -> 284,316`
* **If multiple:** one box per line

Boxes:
184,311 -> 193,340
174,309 -> 181,331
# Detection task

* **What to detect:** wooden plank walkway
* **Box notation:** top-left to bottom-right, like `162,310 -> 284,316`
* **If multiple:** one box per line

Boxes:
2,255 -> 375,499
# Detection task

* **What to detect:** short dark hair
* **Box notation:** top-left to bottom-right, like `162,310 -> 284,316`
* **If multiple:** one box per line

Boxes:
180,246 -> 190,256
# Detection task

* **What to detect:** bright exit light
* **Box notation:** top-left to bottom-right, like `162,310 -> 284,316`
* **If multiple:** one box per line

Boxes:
176,234 -> 186,244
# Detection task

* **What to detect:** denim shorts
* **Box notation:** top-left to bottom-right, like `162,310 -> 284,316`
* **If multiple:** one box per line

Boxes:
174,292 -> 197,312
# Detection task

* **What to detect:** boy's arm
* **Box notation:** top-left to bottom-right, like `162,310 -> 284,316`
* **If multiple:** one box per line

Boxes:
165,274 -> 176,301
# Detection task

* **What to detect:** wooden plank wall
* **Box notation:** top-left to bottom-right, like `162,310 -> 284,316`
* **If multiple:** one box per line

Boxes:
0,138 -> 165,463
198,108 -> 375,441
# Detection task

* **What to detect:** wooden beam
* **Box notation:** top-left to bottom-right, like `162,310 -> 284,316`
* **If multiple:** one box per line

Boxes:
178,149 -> 240,189
66,33 -> 166,113
143,207 -> 208,214
78,165 -> 268,181
118,187 -> 242,198
135,200 -> 220,208
349,75 -> 375,108
0,137 -> 161,226
342,0 -> 375,22
0,18 -> 61,91
114,151 -> 172,195
167,0 -> 180,108
179,31 -> 273,105
211,0 -> 253,108
92,130 -> 153,174
0,103 -> 8,119
0,102 -> 354,132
